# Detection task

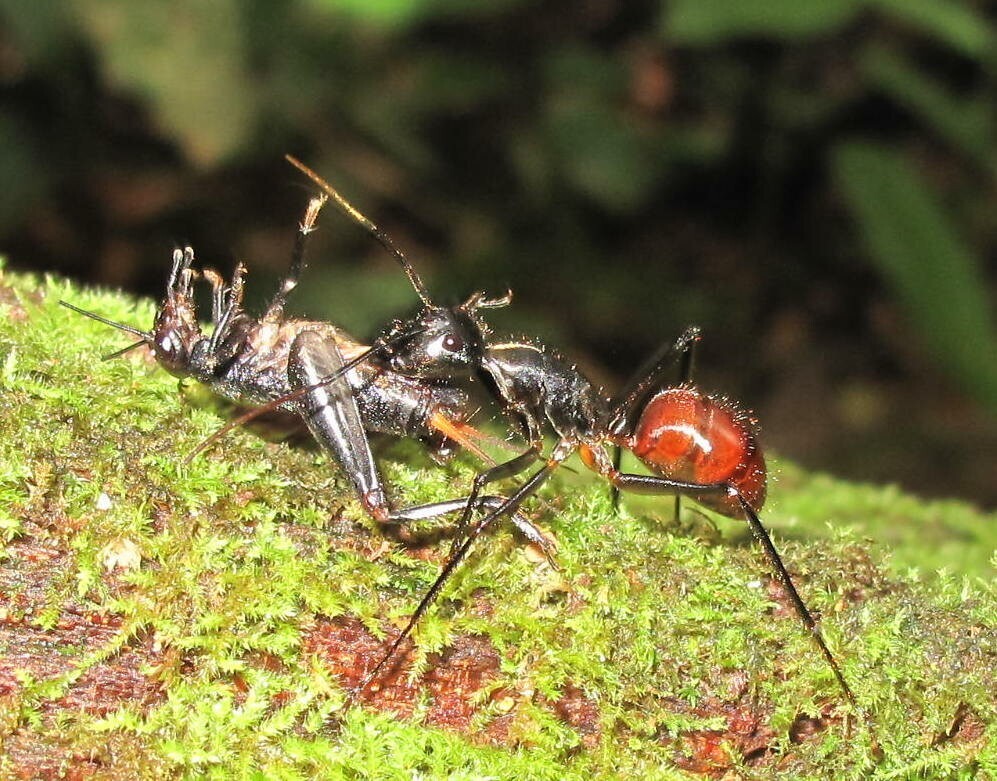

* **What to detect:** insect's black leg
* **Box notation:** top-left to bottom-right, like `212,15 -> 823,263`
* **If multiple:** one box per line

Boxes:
388,495 -> 555,566
672,332 -> 698,522
606,326 -> 701,437
201,269 -> 228,325
209,263 -> 248,355
263,194 -> 328,323
166,246 -> 196,300
286,154 -> 434,306
610,446 -> 622,513
287,331 -> 555,558
448,444 -> 544,556
289,330 -> 391,519
356,450 -> 569,694
607,326 -> 701,512
734,493 -> 860,712
602,467 -> 860,712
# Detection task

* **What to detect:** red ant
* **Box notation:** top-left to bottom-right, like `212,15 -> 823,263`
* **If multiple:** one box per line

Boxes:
232,158 -> 867,728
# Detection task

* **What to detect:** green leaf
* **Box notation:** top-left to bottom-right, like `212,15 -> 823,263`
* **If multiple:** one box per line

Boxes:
834,142 -> 997,410
870,0 -> 993,60
664,0 -> 863,44
73,0 -> 258,165
860,46 -> 995,167
304,0 -> 527,26
546,105 -> 658,212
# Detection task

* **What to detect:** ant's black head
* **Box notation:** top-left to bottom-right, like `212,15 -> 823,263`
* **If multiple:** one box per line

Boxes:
384,291 -> 510,379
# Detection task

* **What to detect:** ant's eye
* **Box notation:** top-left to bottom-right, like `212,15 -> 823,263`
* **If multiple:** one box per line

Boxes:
443,334 -> 463,352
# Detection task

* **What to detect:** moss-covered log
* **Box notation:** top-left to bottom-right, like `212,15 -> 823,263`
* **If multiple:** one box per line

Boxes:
0,264 -> 993,778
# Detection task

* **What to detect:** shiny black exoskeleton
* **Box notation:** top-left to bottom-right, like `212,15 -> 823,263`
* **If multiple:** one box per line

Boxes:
59,196 -> 553,548
283,157 -> 864,722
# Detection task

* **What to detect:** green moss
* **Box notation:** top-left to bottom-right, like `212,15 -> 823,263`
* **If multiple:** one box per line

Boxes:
0,264 -> 993,778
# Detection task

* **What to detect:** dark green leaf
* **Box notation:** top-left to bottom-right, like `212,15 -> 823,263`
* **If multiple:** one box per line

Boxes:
664,0 -> 863,44
860,46 -> 994,167
75,0 -> 258,165
834,142 -> 997,410
870,0 -> 993,60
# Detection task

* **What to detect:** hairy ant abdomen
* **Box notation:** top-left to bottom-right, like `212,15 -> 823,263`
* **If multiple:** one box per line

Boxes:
628,388 -> 767,516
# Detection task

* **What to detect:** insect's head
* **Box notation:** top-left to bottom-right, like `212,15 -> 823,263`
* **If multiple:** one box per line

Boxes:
384,291 -> 510,379
60,246 -> 204,376
146,246 -> 203,375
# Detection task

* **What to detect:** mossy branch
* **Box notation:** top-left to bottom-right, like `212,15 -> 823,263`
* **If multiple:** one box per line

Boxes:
0,265 -> 993,778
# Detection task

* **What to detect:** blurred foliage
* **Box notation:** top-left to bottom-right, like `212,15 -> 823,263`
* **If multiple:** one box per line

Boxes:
0,0 -> 995,501
835,142 -> 997,407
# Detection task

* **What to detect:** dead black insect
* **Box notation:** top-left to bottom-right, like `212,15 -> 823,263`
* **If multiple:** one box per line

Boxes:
60,194 -> 552,549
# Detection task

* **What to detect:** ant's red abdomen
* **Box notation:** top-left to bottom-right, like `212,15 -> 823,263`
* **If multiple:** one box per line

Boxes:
629,387 -> 766,517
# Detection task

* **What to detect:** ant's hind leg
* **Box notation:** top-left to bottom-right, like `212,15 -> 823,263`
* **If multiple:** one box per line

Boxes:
601,467 -> 862,714
608,326 -> 701,512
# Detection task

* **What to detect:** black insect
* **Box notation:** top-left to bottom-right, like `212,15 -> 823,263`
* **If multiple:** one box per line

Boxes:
264,157 -> 865,720
58,195 -> 553,551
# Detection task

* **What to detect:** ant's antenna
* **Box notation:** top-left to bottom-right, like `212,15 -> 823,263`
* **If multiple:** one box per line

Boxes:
285,155 -> 434,307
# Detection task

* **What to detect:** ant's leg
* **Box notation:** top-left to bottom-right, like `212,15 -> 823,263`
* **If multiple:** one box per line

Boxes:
672,333 -> 698,522
603,467 -> 860,712
607,325 -> 701,510
356,447 -> 571,694
447,444 -> 544,556
610,446 -> 622,513
733,494 -> 861,712
607,325 -> 701,437
389,495 -> 555,565
263,194 -> 328,323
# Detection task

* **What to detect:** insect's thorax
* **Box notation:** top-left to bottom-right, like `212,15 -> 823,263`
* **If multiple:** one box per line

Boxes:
482,342 -> 608,445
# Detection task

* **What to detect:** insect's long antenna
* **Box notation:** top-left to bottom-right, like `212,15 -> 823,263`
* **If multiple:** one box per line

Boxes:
285,154 -> 434,306
101,340 -> 149,361
59,301 -> 152,341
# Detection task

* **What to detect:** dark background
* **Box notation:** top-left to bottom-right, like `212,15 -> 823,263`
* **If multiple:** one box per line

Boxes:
1,1 -> 995,506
